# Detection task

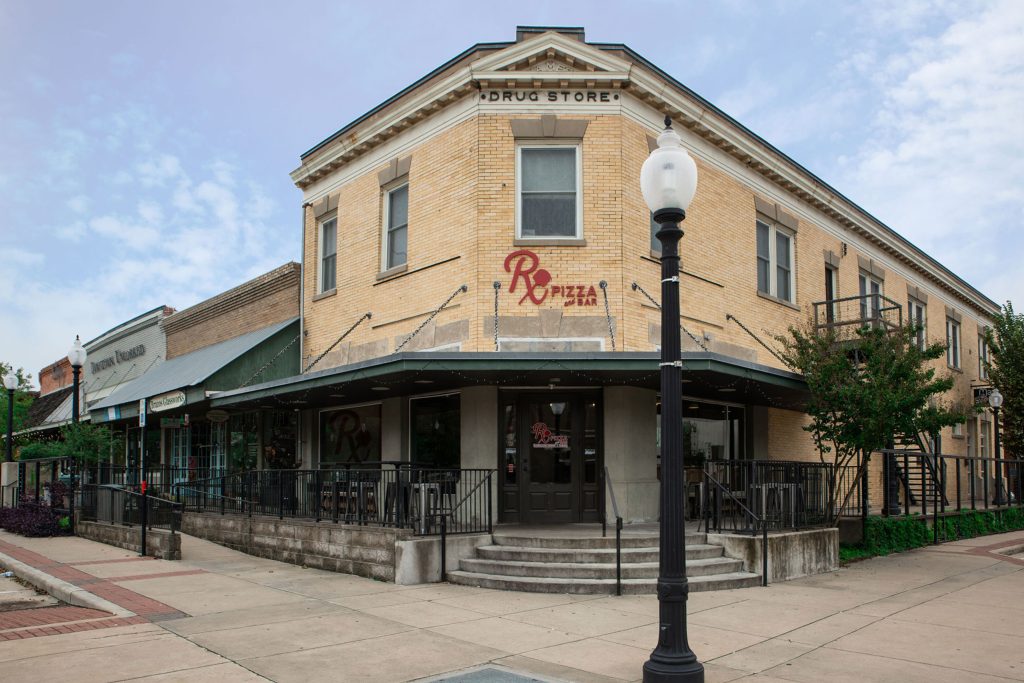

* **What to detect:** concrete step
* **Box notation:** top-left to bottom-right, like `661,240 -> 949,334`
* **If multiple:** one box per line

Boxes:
491,533 -> 705,549
459,556 -> 744,580
475,544 -> 726,564
446,570 -> 763,595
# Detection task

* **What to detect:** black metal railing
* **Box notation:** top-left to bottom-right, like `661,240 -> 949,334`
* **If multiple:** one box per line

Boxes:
813,293 -> 902,334
603,466 -> 623,596
879,449 -> 1023,544
86,463 -> 228,495
438,470 -> 494,581
79,484 -> 181,531
175,463 -> 494,537
701,468 -> 769,586
700,459 -> 834,532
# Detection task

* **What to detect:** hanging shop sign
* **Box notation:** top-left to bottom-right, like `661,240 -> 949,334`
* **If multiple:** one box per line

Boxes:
531,422 -> 569,449
974,386 -> 995,406
206,409 -> 229,423
139,399 -> 147,428
504,249 -> 598,307
149,390 -> 186,412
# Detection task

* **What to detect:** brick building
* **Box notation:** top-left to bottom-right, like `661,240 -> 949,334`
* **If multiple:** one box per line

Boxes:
206,27 -> 998,529
89,264 -> 301,477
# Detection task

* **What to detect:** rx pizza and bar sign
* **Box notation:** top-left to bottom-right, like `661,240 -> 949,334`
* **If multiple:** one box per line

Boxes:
503,249 -> 598,307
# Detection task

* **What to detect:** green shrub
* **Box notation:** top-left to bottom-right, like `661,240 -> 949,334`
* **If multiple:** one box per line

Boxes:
840,509 -> 1024,562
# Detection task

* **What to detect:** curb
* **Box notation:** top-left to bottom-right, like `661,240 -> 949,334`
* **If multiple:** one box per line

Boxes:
0,550 -> 134,618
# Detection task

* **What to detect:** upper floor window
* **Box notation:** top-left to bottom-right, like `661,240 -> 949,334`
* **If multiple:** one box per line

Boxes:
824,265 -> 838,323
518,146 -> 580,239
756,218 -> 794,302
908,299 -> 926,350
383,184 -> 408,271
318,217 -> 337,293
946,318 -> 961,369
979,333 -> 989,379
859,273 -> 884,322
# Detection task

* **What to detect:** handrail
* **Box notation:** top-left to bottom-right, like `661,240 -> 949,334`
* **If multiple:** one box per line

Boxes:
437,470 -> 493,582
604,466 -> 623,596
702,469 -> 769,587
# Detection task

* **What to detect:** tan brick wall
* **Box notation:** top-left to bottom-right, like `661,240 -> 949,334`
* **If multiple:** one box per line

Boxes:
299,106 -> 993,463
165,264 -> 300,359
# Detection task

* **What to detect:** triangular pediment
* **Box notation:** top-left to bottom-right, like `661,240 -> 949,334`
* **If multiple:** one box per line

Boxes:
471,31 -> 631,78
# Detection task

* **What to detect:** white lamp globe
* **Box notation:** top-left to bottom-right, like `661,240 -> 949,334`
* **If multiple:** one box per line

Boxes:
67,335 -> 87,369
2,373 -> 16,391
989,388 -> 1003,409
640,117 -> 698,214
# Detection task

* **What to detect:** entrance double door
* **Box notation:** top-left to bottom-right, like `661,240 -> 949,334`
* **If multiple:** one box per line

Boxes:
500,393 -> 600,524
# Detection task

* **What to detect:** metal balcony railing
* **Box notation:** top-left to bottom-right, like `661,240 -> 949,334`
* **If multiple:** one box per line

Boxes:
813,294 -> 902,334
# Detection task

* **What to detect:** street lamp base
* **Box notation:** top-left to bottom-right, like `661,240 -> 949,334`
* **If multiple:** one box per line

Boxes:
643,656 -> 705,683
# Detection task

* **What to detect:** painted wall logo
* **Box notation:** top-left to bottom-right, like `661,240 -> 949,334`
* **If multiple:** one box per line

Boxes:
503,249 -> 598,307
531,422 -> 569,449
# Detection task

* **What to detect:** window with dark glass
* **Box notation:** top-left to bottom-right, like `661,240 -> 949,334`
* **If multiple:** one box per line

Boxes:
263,411 -> 299,469
410,394 -> 460,469
519,146 -> 579,238
502,400 -> 517,485
319,217 -> 337,292
384,184 -> 408,270
908,299 -> 926,350
756,218 -> 793,302
825,266 -> 838,323
859,273 -> 883,322
946,318 -> 961,369
319,404 -> 382,465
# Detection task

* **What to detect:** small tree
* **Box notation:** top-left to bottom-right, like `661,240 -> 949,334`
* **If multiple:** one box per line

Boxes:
776,322 -> 969,520
986,302 -> 1023,459
59,422 -> 125,465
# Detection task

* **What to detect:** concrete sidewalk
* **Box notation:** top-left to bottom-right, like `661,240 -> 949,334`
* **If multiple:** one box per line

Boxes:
1,529 -> 1023,683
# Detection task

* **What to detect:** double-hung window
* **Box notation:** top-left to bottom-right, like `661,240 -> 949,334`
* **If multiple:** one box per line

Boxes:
824,266 -> 839,323
518,146 -> 580,239
756,218 -> 794,303
318,217 -> 337,293
859,273 -> 884,323
946,318 -> 961,369
383,184 -> 408,270
908,299 -> 927,350
979,333 -> 989,379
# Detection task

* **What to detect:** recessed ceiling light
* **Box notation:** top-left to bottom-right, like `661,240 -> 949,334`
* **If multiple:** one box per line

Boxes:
548,378 -> 561,383
680,379 -> 692,384
687,404 -> 699,410
718,387 -> 736,393
413,380 -> 434,384
371,387 -> 389,392
329,393 -> 345,398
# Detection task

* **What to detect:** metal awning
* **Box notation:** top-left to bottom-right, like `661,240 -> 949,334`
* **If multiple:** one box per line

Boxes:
208,351 -> 809,412
90,317 -> 298,414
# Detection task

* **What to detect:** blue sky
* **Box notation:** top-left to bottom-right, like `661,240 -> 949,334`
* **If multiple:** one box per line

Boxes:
1,1 -> 1021,385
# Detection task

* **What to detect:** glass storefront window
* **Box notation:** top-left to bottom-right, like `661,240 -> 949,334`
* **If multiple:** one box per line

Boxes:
319,404 -> 381,466
502,400 -> 517,484
263,411 -> 299,469
410,394 -> 460,469
657,399 -> 745,464
229,412 -> 259,471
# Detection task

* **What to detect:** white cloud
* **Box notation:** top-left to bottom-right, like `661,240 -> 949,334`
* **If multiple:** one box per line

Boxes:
838,0 -> 1024,304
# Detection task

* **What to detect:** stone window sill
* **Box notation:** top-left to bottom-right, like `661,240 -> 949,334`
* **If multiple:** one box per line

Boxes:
376,264 -> 409,282
312,288 -> 337,302
513,238 -> 587,247
757,291 -> 800,311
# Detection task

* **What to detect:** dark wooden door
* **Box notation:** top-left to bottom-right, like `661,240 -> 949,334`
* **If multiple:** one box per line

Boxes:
520,396 -> 577,523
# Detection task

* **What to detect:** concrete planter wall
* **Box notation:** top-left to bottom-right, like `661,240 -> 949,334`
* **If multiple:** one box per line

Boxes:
182,512 -> 411,582
76,519 -> 181,560
708,527 -> 838,583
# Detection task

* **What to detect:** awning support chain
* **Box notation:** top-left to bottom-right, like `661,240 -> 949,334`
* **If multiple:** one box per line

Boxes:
630,281 -> 709,352
493,281 -> 501,351
303,312 -> 373,374
599,280 -> 616,351
726,313 -> 787,365
240,334 -> 301,388
394,285 -> 468,353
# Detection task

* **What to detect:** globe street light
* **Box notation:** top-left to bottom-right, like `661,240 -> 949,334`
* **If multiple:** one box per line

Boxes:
67,335 -> 87,425
990,388 -> 1005,506
640,116 -> 703,683
3,373 -> 17,463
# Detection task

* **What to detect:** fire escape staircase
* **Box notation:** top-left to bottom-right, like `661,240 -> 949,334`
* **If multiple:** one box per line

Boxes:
892,431 -> 948,509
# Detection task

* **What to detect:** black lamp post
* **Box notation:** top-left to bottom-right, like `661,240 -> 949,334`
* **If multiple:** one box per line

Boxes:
641,116 -> 703,683
990,388 -> 1005,506
3,373 -> 16,463
67,335 -> 86,531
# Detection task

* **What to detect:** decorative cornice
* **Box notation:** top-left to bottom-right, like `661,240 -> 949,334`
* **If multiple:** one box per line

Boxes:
290,30 -> 998,318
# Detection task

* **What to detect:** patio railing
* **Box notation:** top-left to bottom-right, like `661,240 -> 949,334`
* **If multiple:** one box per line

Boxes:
174,463 -> 494,537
